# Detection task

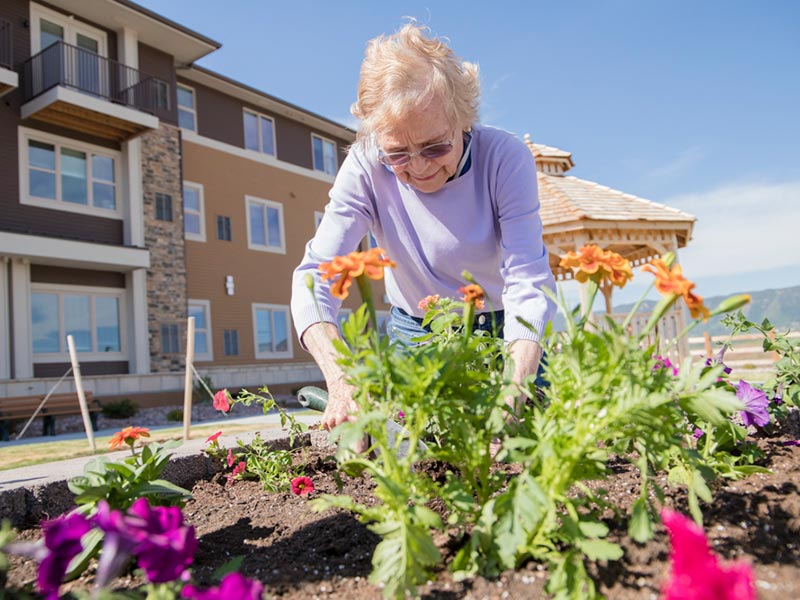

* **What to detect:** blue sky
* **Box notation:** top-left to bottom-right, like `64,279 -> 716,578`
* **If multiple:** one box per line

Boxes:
137,1 -> 800,304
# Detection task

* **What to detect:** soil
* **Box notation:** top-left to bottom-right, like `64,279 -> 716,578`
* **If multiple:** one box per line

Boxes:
5,411 -> 800,599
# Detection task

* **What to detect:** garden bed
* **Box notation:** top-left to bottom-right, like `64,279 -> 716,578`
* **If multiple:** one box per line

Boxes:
5,413 -> 800,599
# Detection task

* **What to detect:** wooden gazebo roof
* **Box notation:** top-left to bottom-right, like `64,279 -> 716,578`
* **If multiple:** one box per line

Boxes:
526,135 -> 696,281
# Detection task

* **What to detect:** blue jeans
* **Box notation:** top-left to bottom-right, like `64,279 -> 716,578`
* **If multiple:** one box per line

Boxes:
388,306 -> 548,387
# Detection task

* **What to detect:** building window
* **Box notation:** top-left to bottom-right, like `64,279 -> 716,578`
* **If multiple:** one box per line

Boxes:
252,304 -> 292,359
160,323 -> 180,354
243,110 -> 275,156
188,300 -> 213,361
31,286 -> 125,360
155,193 -> 173,221
177,84 -> 197,131
216,215 -> 232,241
223,329 -> 239,356
246,196 -> 285,253
183,181 -> 205,242
154,80 -> 170,111
20,129 -> 120,217
312,134 -> 337,175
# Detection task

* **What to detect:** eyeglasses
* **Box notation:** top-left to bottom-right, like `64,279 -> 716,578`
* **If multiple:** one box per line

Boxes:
377,132 -> 455,167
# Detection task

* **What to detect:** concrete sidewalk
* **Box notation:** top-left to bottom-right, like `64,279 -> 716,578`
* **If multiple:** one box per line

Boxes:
0,410 -> 327,525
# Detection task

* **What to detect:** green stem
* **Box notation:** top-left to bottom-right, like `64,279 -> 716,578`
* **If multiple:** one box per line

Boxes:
355,274 -> 379,344
621,279 -> 658,331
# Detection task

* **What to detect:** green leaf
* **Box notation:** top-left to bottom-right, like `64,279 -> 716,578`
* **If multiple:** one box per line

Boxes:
578,520 -> 609,538
628,498 -> 653,543
64,527 -> 103,581
576,538 -> 624,561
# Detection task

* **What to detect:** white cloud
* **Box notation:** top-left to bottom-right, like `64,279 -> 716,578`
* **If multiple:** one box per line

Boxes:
665,180 -> 800,278
645,145 -> 709,180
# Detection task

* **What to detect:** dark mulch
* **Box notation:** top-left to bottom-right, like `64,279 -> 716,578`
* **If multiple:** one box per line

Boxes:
5,413 -> 800,599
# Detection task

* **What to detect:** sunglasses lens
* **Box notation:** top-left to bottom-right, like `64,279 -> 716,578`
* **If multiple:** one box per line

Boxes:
380,153 -> 410,166
419,142 -> 452,159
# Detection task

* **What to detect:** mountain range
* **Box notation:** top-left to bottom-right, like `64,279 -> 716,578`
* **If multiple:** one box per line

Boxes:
611,284 -> 800,337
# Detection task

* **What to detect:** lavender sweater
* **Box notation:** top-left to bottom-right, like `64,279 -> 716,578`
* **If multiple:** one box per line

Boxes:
291,124 -> 555,345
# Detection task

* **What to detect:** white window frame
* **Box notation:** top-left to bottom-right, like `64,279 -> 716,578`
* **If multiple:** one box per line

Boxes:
19,127 -> 122,219
314,210 -> 324,229
177,84 -> 197,132
252,303 -> 293,359
183,181 -> 206,242
243,109 -> 276,156
311,133 -> 338,175
246,195 -> 286,254
188,299 -> 213,361
30,284 -> 127,363
30,3 -> 108,56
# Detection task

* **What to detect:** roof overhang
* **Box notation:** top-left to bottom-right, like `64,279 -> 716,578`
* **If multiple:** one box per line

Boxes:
40,0 -> 220,65
180,66 -> 356,142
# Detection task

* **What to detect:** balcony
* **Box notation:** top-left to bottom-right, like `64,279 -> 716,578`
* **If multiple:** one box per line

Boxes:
0,19 -> 17,97
21,41 -> 169,141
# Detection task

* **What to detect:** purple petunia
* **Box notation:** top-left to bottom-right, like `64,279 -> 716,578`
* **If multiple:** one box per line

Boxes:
772,382 -> 784,406
182,571 -> 265,600
736,380 -> 770,428
653,355 -> 679,376
38,512 -> 92,600
95,498 -> 197,585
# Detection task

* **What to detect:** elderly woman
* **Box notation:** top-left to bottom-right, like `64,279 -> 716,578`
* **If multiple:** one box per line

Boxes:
291,23 -> 555,432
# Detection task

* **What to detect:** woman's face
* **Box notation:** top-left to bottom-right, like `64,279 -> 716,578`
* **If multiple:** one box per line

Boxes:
376,96 -> 464,194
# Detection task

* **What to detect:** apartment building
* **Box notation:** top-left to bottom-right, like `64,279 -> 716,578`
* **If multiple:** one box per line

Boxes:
0,0 -> 373,401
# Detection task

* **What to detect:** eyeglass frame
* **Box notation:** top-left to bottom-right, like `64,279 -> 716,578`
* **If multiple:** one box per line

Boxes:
377,130 -> 457,167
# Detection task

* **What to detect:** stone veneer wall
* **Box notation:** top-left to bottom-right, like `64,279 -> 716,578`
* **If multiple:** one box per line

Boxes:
141,123 -> 187,372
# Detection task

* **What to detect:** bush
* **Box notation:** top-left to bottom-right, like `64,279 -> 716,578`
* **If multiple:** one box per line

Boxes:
166,409 -> 183,422
192,375 -> 213,403
101,398 -> 139,420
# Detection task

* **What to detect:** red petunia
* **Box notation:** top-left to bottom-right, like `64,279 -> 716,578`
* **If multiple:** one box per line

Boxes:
205,431 -> 222,444
213,389 -> 231,413
291,476 -> 315,496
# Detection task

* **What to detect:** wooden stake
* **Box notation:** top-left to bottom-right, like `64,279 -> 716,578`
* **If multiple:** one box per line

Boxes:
183,316 -> 195,440
67,335 -> 96,452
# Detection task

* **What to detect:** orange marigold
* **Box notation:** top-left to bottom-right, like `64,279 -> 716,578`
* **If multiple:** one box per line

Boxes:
642,258 -> 710,320
319,248 -> 396,300
459,284 -> 485,310
108,426 -> 150,451
559,245 -> 633,288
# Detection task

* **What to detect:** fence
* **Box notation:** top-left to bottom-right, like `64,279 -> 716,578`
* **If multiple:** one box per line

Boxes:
603,306 -> 689,365
0,19 -> 12,69
687,331 -> 799,375
21,41 -> 170,117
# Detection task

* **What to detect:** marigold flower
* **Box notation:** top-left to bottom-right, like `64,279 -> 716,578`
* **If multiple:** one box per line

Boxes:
641,258 -> 710,320
417,294 -> 440,311
661,508 -> 755,599
319,247 -> 396,300
205,431 -> 222,444
108,426 -> 150,451
559,244 -> 633,289
458,283 -> 485,308
291,475 -> 315,496
212,389 -> 231,413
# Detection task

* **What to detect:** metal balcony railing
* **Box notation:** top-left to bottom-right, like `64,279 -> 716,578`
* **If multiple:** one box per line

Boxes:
21,41 -> 170,116
0,19 -> 12,69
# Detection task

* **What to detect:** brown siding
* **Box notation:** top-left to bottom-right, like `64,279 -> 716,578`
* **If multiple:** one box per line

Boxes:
34,361 -> 128,377
183,140 -> 337,365
31,265 -> 126,287
138,42 -> 177,126
180,77 -> 350,173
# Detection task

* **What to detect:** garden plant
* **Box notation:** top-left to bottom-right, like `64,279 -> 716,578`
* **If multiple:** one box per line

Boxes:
1,245 -> 798,599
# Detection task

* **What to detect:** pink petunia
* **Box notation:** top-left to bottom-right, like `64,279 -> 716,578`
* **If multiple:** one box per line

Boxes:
212,389 -> 231,413
226,448 -> 235,468
226,461 -> 246,486
291,476 -> 315,496
205,431 -> 222,444
660,508 -> 755,600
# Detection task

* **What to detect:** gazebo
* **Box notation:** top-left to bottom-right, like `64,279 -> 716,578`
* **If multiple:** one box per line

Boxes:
527,136 -> 697,359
